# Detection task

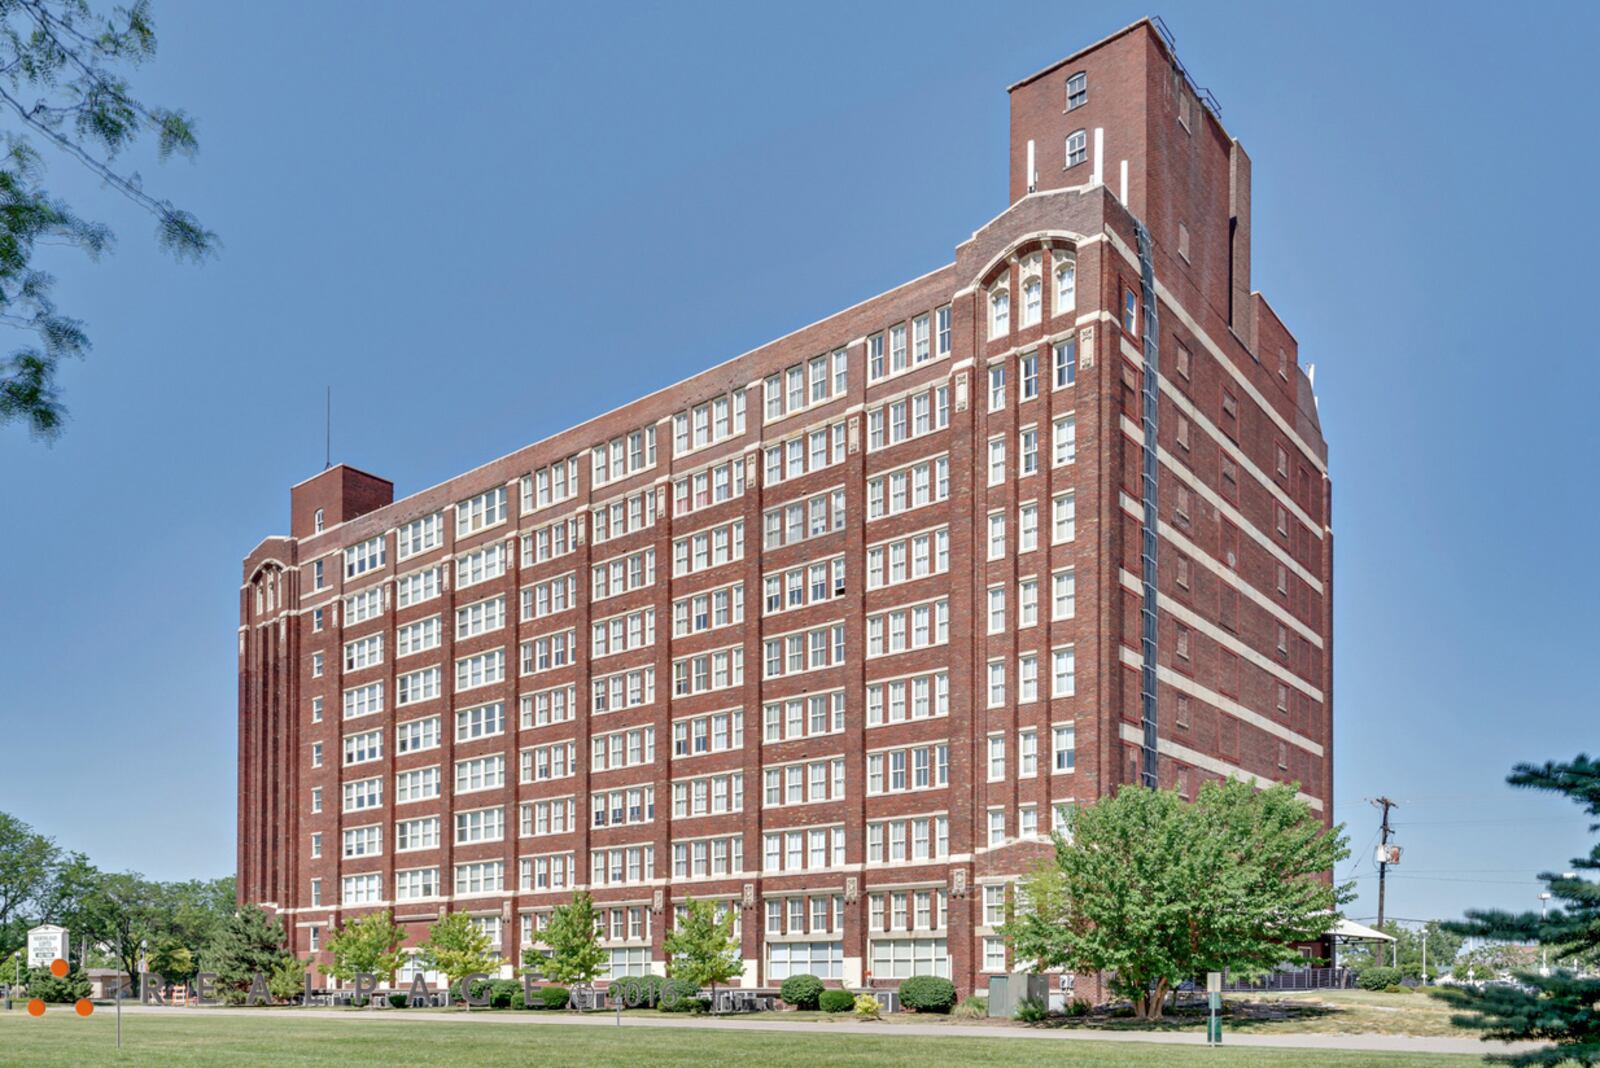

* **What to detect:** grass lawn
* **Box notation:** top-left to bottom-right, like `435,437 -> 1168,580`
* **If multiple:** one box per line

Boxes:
1021,989 -> 1474,1039
0,1008 -> 1489,1067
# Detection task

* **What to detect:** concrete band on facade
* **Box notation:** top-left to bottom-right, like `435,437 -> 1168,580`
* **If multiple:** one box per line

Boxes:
237,17 -> 1334,999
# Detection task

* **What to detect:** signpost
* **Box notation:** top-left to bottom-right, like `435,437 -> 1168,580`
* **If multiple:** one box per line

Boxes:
27,925 -> 69,969
1206,971 -> 1223,1046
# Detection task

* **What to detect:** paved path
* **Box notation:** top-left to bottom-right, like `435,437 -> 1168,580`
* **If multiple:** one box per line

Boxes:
113,1004 -> 1534,1057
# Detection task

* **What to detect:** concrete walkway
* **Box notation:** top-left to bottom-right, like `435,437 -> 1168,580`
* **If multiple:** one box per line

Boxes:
114,1004 -> 1535,1057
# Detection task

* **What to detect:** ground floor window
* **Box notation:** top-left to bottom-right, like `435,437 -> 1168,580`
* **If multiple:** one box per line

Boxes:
982,937 -> 1007,972
767,940 -> 843,980
603,946 -> 653,978
869,937 -> 949,979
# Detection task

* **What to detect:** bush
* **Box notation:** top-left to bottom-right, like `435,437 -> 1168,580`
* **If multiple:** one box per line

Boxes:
953,995 -> 987,1020
1384,984 -> 1413,995
534,985 -> 571,1010
450,977 -> 495,1004
488,979 -> 521,1008
657,977 -> 702,1012
1355,966 -> 1401,991
819,989 -> 855,1013
1015,995 -> 1049,1023
27,966 -> 91,1004
1064,997 -> 1092,1017
610,974 -> 665,1008
386,992 -> 409,1009
780,973 -> 824,1010
899,975 -> 957,1013
853,993 -> 882,1019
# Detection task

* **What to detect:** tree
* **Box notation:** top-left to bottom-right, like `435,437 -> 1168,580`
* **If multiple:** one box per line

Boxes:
541,892 -> 606,997
319,910 -> 406,986
267,953 -> 310,1002
419,912 -> 501,987
0,811 -> 60,955
203,904 -> 293,1004
1436,754 -> 1600,1066
662,897 -> 742,1009
1450,942 -> 1539,982
78,870 -> 163,988
0,0 -> 216,440
1004,779 -> 1350,1019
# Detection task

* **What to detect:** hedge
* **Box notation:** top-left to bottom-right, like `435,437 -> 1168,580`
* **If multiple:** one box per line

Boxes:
1355,966 -> 1401,991
819,989 -> 855,1013
779,974 -> 824,1010
535,985 -> 572,1009
657,977 -> 703,1012
899,975 -> 957,1013
609,974 -> 666,1008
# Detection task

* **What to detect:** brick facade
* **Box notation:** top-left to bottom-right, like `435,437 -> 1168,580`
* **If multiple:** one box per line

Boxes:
238,19 -> 1332,999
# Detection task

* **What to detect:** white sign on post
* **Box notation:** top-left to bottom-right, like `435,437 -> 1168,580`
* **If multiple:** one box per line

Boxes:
27,924 -> 69,968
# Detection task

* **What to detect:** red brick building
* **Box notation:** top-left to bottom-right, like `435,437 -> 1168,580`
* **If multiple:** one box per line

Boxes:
239,19 -> 1331,997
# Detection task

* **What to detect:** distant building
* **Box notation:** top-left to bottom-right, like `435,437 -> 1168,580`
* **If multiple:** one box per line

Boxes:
239,18 -> 1332,997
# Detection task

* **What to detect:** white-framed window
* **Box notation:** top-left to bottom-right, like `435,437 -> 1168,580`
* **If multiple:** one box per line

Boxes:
1052,491 -> 1076,543
987,511 -> 1006,560
1066,71 -> 1087,109
342,824 -> 381,859
343,728 -> 383,766
395,765 -> 441,803
394,866 -> 440,901
866,456 -> 949,521
396,513 -> 443,560
865,671 -> 949,727
1020,255 -> 1042,328
455,648 -> 506,691
1052,567 -> 1077,620
395,666 -> 440,707
589,666 -> 655,715
987,659 -> 1006,708
1018,654 -> 1039,704
343,633 -> 383,672
987,734 -> 1006,780
396,566 -> 440,608
671,771 -> 744,819
341,873 -> 382,905
1053,723 -> 1077,772
344,535 -> 386,580
988,365 -> 1006,411
762,692 -> 844,743
396,615 -> 441,658
1053,337 -> 1077,388
395,815 -> 440,852
1054,258 -> 1076,316
454,860 -> 504,897
455,701 -> 505,742
1052,646 -> 1077,697
864,597 -> 949,658
456,486 -> 508,535
987,808 -> 1006,847
1018,502 -> 1038,551
1052,413 -> 1077,466
454,805 -> 505,845
936,305 -> 952,355
989,283 -> 1010,339
1066,129 -> 1087,168
341,776 -> 382,813
987,584 -> 1006,634
455,754 -> 506,794
343,681 -> 384,720
987,437 -> 1006,486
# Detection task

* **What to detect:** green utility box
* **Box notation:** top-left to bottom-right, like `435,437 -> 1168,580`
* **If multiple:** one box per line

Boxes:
986,973 -> 1050,1017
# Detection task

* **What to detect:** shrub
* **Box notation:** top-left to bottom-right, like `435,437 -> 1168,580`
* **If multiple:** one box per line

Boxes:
27,966 -> 91,1004
386,992 -> 409,1009
819,989 -> 856,1013
657,977 -> 701,1012
1064,997 -> 1092,1017
450,977 -> 495,1004
953,995 -> 987,1020
488,979 -> 521,1008
1355,967 -> 1401,991
780,973 -> 824,1010
1015,995 -> 1049,1023
899,975 -> 957,1013
1384,984 -> 1413,995
536,985 -> 571,1009
610,974 -> 665,1008
853,993 -> 882,1019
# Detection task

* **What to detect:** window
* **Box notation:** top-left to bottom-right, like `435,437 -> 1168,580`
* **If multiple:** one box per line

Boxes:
988,365 -> 1005,411
344,535 -> 385,579
456,486 -> 507,535
1066,129 -> 1087,168
936,306 -> 952,355
987,437 -> 1005,485
1052,568 -> 1076,619
987,734 -> 1005,780
1054,258 -> 1076,315
989,284 -> 1010,339
397,513 -> 443,560
313,508 -> 325,533
1066,71 -> 1087,109
987,512 -> 1005,559
1052,491 -> 1076,543
395,815 -> 439,852
1051,646 -> 1076,696
865,598 -> 949,658
1053,723 -> 1076,772
1020,256 -> 1042,328
1123,288 -> 1139,335
865,671 -> 949,727
1052,414 -> 1076,466
987,808 -> 1006,847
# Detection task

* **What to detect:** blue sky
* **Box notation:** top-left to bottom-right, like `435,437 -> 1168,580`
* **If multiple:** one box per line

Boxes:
1,2 -> 1594,929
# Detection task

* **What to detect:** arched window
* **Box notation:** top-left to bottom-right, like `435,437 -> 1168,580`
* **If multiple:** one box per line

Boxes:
989,284 -> 1010,340
1055,257 -> 1076,316
1066,72 -> 1087,111
1065,130 -> 1087,169
1020,254 -> 1042,328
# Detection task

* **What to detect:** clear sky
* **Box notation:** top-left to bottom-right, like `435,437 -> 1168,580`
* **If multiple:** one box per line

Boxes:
1,1 -> 1595,930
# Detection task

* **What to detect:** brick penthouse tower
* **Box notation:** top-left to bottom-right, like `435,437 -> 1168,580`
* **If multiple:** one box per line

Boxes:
239,19 -> 1332,998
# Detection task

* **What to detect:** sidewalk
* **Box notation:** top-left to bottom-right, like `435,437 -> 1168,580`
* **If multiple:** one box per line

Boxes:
116,1004 -> 1534,1057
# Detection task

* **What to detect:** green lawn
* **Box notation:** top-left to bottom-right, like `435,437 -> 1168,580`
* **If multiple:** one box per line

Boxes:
0,1009 -> 1488,1067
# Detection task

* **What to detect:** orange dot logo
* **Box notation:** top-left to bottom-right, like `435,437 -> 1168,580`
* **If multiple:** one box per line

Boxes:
27,998 -> 45,1017
74,998 -> 94,1017
49,958 -> 69,978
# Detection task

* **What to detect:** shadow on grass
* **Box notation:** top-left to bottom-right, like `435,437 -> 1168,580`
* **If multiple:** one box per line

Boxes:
1030,1000 -> 1348,1034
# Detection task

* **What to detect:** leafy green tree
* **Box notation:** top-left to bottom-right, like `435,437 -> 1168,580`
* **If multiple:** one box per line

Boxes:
267,953 -> 309,1002
0,0 -> 216,440
1436,754 -> 1600,1066
1004,779 -> 1349,1019
25,962 -> 89,1003
319,910 -> 406,985
78,870 -> 163,988
662,897 -> 742,1008
203,904 -> 293,1004
541,892 -> 606,998
0,811 -> 61,956
419,912 -> 501,987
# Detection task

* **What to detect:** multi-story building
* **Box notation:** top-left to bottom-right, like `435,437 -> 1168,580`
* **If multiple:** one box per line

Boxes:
239,18 -> 1331,996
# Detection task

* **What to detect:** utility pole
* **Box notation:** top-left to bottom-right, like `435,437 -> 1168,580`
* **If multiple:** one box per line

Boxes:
1372,797 -> 1398,966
